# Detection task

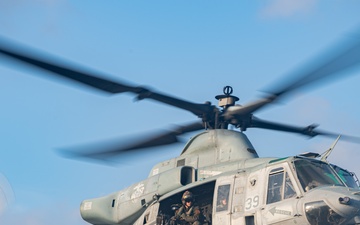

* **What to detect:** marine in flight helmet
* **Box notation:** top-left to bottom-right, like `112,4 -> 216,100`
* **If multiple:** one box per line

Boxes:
182,190 -> 194,205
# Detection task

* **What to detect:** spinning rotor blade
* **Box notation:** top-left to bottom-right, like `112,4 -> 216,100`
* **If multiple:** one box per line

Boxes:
0,39 -> 213,117
224,32 -> 360,121
250,117 -> 360,143
61,121 -> 204,160
267,35 -> 360,98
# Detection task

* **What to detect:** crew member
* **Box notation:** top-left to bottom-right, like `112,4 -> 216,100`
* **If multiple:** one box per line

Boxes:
170,190 -> 202,225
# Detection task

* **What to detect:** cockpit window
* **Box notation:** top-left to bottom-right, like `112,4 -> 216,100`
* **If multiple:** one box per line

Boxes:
266,168 -> 296,204
294,159 -> 344,192
284,172 -> 296,199
332,165 -> 359,189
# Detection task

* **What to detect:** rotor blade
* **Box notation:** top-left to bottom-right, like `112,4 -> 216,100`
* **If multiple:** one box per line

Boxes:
60,121 -> 204,161
224,31 -> 360,119
0,38 -> 213,117
267,33 -> 360,98
250,117 -> 360,143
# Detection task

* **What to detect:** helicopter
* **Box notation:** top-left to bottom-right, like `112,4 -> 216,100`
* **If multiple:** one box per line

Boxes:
1,31 -> 360,225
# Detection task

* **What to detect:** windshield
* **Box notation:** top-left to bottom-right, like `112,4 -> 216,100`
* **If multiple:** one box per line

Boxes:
294,159 -> 344,192
332,165 -> 359,189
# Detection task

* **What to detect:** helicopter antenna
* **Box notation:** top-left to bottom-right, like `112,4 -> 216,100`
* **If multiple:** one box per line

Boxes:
320,135 -> 341,162
215,86 -> 239,129
215,86 -> 239,109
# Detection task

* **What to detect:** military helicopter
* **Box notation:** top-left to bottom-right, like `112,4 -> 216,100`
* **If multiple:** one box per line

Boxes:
1,31 -> 360,225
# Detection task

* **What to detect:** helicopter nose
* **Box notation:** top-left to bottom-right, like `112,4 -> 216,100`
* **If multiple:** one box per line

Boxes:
303,187 -> 360,224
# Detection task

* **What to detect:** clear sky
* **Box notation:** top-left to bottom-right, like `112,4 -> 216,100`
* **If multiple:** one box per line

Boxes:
1,0 -> 360,224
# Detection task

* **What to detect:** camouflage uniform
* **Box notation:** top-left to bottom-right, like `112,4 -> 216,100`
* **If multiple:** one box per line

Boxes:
170,191 -> 202,225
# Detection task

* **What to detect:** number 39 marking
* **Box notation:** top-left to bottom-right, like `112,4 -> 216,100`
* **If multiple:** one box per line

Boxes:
245,196 -> 259,210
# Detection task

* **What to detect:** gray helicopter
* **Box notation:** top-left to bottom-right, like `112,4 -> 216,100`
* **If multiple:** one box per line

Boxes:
2,31 -> 360,225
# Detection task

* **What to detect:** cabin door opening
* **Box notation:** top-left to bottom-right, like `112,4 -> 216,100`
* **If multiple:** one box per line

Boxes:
156,181 -> 216,225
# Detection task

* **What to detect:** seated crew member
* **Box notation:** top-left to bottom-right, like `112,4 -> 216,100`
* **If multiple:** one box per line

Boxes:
216,195 -> 228,212
170,191 -> 202,225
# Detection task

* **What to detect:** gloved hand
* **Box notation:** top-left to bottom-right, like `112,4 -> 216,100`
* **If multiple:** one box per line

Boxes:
180,213 -> 186,220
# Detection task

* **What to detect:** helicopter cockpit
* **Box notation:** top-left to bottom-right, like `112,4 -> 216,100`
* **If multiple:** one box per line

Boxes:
263,157 -> 360,225
291,159 -> 360,225
294,159 -> 345,192
294,158 -> 359,192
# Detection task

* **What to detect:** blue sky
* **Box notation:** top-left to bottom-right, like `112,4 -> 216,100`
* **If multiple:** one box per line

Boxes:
1,0 -> 360,224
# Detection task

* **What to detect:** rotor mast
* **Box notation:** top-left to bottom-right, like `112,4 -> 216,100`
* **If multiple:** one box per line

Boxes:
215,86 -> 239,129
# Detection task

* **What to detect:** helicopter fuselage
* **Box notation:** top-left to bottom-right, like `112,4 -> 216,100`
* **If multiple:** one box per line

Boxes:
80,130 -> 360,225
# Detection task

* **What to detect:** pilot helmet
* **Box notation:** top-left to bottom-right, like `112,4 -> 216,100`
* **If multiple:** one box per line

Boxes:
182,190 -> 194,204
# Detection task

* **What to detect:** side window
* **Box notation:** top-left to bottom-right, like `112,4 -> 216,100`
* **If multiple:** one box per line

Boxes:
267,168 -> 296,204
284,172 -> 296,199
216,184 -> 230,212
267,169 -> 284,204
333,165 -> 359,189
